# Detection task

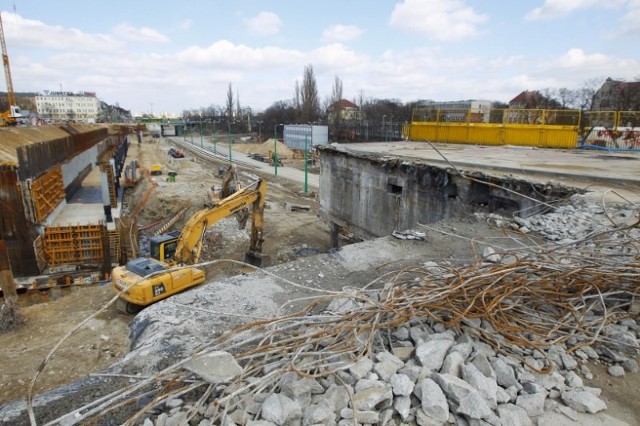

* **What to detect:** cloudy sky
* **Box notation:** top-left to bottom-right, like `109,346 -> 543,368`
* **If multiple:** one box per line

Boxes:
2,0 -> 639,115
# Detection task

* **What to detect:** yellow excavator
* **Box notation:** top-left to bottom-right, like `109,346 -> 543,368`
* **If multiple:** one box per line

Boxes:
112,177 -> 267,314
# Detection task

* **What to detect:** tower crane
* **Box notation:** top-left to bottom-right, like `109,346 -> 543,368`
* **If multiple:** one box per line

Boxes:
0,11 -> 21,126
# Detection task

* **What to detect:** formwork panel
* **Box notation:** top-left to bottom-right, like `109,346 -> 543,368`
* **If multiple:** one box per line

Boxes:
26,166 -> 65,223
43,224 -> 105,268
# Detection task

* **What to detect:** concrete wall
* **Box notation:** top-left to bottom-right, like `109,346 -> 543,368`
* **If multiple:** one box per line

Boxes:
318,146 -> 572,240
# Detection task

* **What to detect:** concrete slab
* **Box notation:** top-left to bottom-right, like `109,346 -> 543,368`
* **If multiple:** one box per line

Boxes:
51,203 -> 105,226
338,142 -> 640,199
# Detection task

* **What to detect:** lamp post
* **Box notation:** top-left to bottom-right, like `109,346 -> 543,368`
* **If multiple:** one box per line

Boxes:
304,135 -> 309,194
382,115 -> 386,142
183,118 -> 186,141
227,121 -> 233,163
199,118 -> 203,148
212,124 -> 217,154
190,118 -> 194,144
273,124 -> 282,176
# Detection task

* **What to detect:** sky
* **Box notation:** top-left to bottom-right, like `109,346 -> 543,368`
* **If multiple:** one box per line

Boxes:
1,0 -> 639,116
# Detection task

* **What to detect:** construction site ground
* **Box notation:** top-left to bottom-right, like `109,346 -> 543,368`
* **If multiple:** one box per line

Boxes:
0,136 -> 330,407
0,137 -> 639,425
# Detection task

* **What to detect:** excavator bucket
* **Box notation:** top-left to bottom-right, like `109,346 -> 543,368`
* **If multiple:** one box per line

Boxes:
245,250 -> 268,268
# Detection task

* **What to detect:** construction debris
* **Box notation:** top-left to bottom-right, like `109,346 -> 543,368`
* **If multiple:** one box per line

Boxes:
28,196 -> 639,425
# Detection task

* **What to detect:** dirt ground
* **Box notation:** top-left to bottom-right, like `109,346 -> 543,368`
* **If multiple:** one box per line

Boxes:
1,137 -> 639,426
0,136 -> 333,406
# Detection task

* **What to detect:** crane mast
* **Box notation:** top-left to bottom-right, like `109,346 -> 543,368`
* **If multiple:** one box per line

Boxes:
0,11 -> 21,126
0,11 -> 16,107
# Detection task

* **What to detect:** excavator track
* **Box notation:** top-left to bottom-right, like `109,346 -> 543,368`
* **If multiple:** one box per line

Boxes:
116,297 -> 143,315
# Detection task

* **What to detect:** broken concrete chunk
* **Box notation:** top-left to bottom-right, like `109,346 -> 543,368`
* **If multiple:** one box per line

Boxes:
415,339 -> 455,371
497,403 -> 532,426
183,351 -> 243,383
390,373 -> 415,396
461,363 -> 498,408
490,358 -> 518,388
415,378 -> 449,423
348,357 -> 373,380
351,382 -> 393,411
431,373 -> 477,406
456,391 -> 493,420
560,390 -> 607,413
260,394 -> 302,426
393,395 -> 412,421
515,392 -> 546,417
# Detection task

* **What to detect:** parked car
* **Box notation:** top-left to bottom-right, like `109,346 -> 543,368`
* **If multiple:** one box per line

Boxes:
168,147 -> 185,158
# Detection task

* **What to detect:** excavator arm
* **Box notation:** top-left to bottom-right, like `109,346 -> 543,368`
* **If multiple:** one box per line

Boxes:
173,178 -> 266,265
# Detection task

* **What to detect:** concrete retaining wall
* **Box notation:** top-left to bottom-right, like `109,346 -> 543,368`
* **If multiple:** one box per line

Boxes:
318,146 -> 574,240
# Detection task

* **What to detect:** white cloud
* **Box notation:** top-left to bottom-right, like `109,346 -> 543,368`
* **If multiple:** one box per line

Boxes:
388,0 -> 488,41
322,25 -> 364,43
518,48 -> 638,89
617,0 -> 640,36
2,12 -> 121,52
525,0 -> 627,20
244,12 -> 282,36
113,23 -> 170,44
176,40 -> 302,69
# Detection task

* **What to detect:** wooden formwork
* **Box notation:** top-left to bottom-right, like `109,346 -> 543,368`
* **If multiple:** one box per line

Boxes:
101,162 -> 118,208
42,224 -> 105,268
107,228 -> 121,266
22,166 -> 65,224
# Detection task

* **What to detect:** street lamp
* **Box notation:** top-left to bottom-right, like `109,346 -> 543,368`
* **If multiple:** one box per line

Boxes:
199,116 -> 204,148
382,115 -> 386,142
273,123 -> 283,176
304,135 -> 309,194
212,122 -> 217,154
228,121 -> 233,163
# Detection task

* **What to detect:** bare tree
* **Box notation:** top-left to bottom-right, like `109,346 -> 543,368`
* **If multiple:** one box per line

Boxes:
294,80 -> 301,122
330,75 -> 344,132
236,88 -> 243,131
557,88 -> 578,109
226,83 -> 234,123
300,64 -> 320,123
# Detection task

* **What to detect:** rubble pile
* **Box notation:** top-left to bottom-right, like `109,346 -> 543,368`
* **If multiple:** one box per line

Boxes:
136,315 -> 639,426
34,197 -> 639,425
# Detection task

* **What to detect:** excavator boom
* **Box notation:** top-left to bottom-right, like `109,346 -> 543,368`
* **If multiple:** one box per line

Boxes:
112,177 -> 267,312
175,178 -> 266,264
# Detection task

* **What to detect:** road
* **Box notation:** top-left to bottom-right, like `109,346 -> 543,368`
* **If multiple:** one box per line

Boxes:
167,136 -> 319,190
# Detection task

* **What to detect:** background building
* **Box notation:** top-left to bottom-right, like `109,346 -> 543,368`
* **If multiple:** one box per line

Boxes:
283,124 -> 328,150
35,91 -> 101,123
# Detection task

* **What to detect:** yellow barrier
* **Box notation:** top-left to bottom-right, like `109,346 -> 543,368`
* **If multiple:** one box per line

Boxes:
409,108 -> 581,149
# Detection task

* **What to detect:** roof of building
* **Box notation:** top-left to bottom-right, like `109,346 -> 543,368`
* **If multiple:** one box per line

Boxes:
332,99 -> 359,110
508,90 -> 541,106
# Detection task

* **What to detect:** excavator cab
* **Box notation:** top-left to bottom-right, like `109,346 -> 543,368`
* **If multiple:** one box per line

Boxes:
149,230 -> 181,261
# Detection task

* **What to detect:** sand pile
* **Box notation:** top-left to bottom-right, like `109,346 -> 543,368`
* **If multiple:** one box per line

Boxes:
237,139 -> 295,159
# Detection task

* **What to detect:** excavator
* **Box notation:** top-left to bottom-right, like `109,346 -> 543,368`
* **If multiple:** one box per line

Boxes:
112,176 -> 267,314
0,11 -> 22,127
